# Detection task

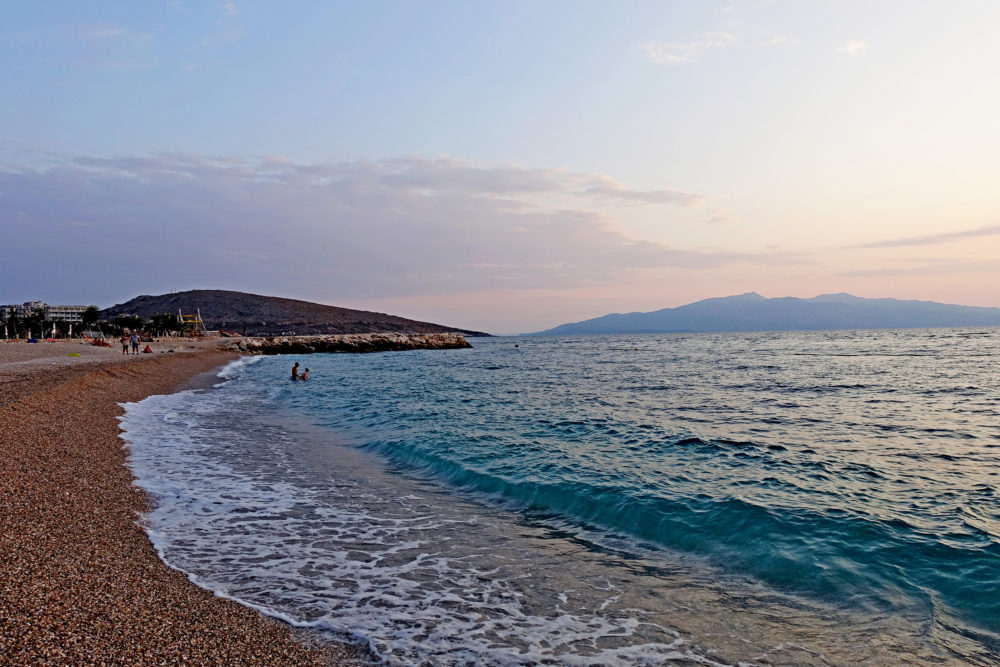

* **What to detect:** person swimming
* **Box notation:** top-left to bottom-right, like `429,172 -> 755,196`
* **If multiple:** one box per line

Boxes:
301,368 -> 309,381
291,361 -> 300,380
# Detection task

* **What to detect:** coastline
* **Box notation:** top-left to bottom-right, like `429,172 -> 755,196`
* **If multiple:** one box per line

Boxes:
0,340 -> 367,664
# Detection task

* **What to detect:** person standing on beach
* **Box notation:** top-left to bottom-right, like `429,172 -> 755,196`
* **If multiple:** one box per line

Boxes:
130,332 -> 140,354
291,361 -> 300,380
121,334 -> 129,355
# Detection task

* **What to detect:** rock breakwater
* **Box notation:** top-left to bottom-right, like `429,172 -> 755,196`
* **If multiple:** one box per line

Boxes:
225,332 -> 472,355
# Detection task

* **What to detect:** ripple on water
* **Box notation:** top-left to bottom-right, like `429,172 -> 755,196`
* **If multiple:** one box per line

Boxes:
122,329 -> 1000,664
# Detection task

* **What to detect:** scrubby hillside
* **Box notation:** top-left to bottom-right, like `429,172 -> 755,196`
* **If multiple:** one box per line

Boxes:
101,290 -> 488,336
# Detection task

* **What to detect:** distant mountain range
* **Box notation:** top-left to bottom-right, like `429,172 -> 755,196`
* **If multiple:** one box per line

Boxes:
101,290 -> 489,336
531,293 -> 1000,335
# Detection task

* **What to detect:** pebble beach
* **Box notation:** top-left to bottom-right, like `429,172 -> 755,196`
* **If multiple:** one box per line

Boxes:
0,339 -> 368,665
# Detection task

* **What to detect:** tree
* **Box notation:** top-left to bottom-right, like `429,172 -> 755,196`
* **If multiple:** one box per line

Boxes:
150,313 -> 182,336
4,307 -> 18,337
113,315 -> 148,335
49,319 -> 68,338
24,307 -> 47,338
81,305 -> 100,330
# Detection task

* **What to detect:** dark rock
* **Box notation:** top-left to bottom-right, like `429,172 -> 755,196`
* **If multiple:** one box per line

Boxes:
226,332 -> 472,355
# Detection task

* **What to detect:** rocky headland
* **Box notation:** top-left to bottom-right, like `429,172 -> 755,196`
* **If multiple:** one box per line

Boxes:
101,290 -> 489,337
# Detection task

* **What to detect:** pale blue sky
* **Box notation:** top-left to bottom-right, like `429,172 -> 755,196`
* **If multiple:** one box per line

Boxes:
3,1 -> 1000,333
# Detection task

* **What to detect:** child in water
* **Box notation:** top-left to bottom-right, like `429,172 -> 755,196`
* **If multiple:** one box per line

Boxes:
301,368 -> 309,381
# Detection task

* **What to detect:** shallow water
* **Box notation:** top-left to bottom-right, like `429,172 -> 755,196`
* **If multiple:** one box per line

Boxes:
120,329 -> 1000,664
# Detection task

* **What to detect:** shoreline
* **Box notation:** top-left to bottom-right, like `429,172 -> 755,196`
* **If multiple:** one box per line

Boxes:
0,341 -> 369,664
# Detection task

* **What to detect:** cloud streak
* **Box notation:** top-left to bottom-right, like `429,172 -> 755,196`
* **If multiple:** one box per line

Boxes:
7,22 -> 154,46
852,224 -> 1000,249
838,39 -> 867,57
5,22 -> 156,70
759,35 -> 795,47
838,257 -> 1000,278
0,153 -> 800,305
641,32 -> 737,65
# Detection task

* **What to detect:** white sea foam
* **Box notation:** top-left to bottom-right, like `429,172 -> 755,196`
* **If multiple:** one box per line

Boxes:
118,360 -> 734,665
216,354 -> 263,381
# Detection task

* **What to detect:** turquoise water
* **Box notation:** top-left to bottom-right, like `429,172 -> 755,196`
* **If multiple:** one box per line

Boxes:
121,330 -> 1000,664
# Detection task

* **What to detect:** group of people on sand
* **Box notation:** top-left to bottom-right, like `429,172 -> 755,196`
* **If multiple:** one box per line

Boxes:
291,361 -> 309,381
120,332 -> 152,355
121,332 -> 140,355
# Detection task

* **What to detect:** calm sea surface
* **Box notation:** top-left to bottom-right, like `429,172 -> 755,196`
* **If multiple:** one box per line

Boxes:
120,329 -> 1000,665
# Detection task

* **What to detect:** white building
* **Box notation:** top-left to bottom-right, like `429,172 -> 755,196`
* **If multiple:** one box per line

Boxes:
47,304 -> 90,322
1,301 -> 91,323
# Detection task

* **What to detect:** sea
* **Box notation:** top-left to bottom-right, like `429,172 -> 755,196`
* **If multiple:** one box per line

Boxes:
118,329 -> 1000,665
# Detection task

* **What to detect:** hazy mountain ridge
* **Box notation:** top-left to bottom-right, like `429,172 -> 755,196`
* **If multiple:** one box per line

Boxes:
533,293 -> 1000,335
101,290 -> 489,336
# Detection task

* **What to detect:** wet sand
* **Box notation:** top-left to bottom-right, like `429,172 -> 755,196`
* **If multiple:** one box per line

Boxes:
0,340 -> 369,664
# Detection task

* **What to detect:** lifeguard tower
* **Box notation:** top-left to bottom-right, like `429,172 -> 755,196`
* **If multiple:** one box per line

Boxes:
178,308 -> 208,337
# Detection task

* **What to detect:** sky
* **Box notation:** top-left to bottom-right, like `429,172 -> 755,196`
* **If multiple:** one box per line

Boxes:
2,1 -> 999,334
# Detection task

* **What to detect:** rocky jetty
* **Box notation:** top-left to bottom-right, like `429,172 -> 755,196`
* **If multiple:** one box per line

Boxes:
225,332 -> 472,355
